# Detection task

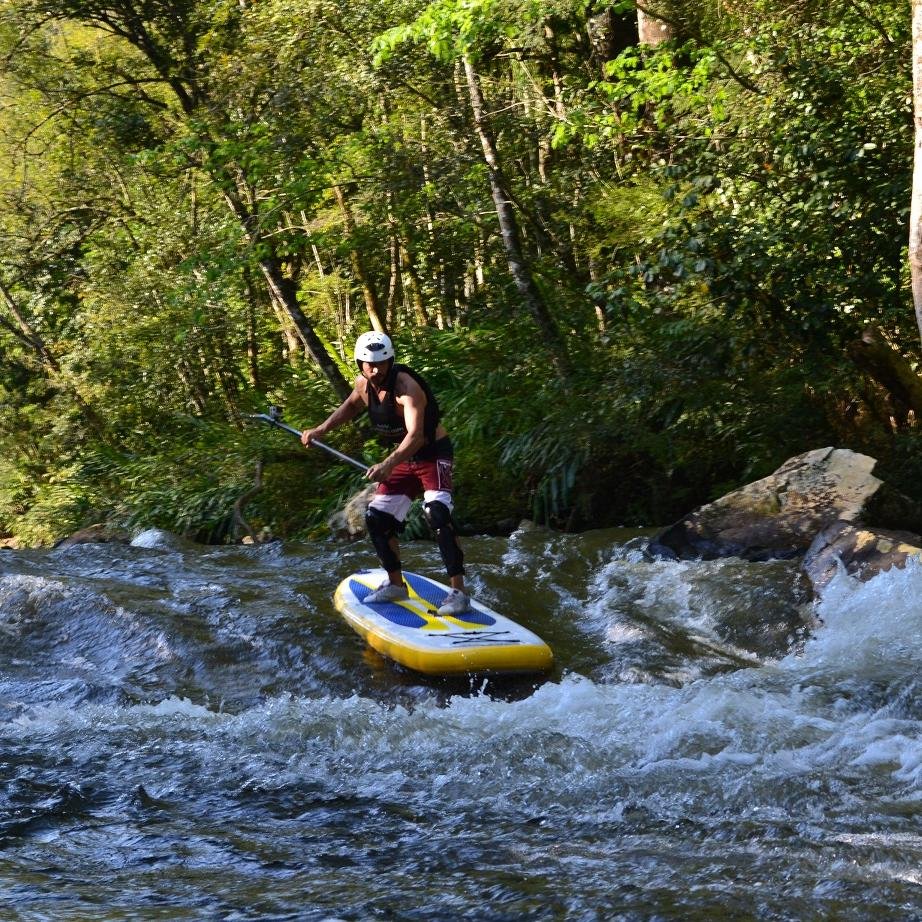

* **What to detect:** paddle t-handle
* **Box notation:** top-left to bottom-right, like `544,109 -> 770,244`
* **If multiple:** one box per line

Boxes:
247,406 -> 369,472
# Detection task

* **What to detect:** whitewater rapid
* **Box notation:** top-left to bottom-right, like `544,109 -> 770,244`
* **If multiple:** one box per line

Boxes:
1,529 -> 921,918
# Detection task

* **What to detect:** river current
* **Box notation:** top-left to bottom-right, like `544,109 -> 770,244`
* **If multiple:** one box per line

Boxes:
1,525 -> 921,920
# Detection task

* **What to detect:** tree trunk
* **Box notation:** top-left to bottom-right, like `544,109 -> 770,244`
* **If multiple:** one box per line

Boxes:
911,0 -> 922,345
638,4 -> 676,46
310,244 -> 348,361
419,116 -> 447,323
242,266 -> 262,389
399,241 -> 431,327
0,276 -> 61,372
588,9 -> 637,70
847,325 -> 922,423
333,184 -> 387,334
538,23 -> 567,183
462,55 -> 571,380
260,254 -> 352,402
221,183 -> 351,401
214,151 -> 351,400
387,229 -> 401,329
176,359 -> 209,414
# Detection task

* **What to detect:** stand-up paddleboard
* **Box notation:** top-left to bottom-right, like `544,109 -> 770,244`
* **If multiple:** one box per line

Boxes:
334,569 -> 554,676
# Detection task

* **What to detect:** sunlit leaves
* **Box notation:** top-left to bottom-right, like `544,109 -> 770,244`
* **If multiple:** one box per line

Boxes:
0,0 -> 917,541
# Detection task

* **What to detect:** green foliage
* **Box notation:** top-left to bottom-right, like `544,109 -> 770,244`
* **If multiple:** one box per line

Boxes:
0,458 -> 93,546
0,0 -> 918,545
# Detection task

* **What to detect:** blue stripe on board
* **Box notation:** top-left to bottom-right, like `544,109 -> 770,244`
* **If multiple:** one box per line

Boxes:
403,572 -> 496,626
401,572 -> 443,608
349,577 -> 375,603
349,578 -> 427,628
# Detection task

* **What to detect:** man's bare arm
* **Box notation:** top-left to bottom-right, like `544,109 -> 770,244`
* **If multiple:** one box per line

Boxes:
301,378 -> 366,446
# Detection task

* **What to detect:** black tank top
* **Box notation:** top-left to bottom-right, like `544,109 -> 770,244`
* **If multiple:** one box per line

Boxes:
367,363 -> 441,446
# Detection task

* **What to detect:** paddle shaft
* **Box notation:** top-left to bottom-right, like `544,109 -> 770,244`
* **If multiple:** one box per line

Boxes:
247,414 -> 369,472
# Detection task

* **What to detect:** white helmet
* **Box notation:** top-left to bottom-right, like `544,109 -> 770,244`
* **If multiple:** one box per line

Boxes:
354,331 -> 395,364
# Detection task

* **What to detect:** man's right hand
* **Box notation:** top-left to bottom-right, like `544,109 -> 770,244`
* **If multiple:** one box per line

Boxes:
301,427 -> 322,447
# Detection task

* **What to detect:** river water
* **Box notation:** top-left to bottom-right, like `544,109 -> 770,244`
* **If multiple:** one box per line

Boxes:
1,525 -> 922,920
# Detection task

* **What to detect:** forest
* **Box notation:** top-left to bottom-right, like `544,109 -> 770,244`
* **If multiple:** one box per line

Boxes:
0,0 -> 917,545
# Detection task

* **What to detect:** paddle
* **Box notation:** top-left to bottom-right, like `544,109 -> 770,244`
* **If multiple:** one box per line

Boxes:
247,406 -> 369,472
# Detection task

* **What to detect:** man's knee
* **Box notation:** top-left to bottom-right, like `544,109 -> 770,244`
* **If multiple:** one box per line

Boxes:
365,506 -> 402,572
423,500 -> 453,533
424,500 -> 464,577
366,505 -> 400,540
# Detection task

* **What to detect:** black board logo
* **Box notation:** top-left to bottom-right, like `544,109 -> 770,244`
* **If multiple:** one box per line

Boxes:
442,631 -> 519,647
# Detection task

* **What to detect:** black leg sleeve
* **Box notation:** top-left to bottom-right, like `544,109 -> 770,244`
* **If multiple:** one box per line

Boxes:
365,507 -> 402,573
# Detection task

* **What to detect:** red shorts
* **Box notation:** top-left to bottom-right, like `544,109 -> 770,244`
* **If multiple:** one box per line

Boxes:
376,456 -> 454,499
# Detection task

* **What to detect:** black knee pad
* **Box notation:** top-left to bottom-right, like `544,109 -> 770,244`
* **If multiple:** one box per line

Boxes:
365,506 -> 401,572
423,500 -> 453,531
424,501 -> 465,577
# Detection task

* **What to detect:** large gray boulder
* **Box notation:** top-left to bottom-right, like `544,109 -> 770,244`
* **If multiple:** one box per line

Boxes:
649,446 -> 922,594
649,448 -> 888,562
327,484 -> 377,540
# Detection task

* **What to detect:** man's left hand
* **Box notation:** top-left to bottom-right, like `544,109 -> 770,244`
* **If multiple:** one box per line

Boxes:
365,460 -> 395,482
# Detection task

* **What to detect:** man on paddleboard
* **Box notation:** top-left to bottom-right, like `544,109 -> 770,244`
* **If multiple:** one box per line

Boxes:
302,332 -> 470,616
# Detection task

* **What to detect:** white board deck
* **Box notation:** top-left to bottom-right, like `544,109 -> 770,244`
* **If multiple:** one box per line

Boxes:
333,569 -> 554,676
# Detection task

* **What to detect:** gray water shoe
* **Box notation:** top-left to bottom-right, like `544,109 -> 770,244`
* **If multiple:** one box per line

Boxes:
437,589 -> 471,616
366,581 -> 409,604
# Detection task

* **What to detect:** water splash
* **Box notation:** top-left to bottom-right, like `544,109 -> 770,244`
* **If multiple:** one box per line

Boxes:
2,532 -> 922,917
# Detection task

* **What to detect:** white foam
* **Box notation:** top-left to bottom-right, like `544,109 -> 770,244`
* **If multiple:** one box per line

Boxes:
787,556 -> 922,680
0,656 -> 917,810
130,528 -> 184,549
606,622 -> 648,644
5,551 -> 922,808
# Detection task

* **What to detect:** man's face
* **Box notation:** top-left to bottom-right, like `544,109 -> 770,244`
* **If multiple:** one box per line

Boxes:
361,360 -> 390,387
